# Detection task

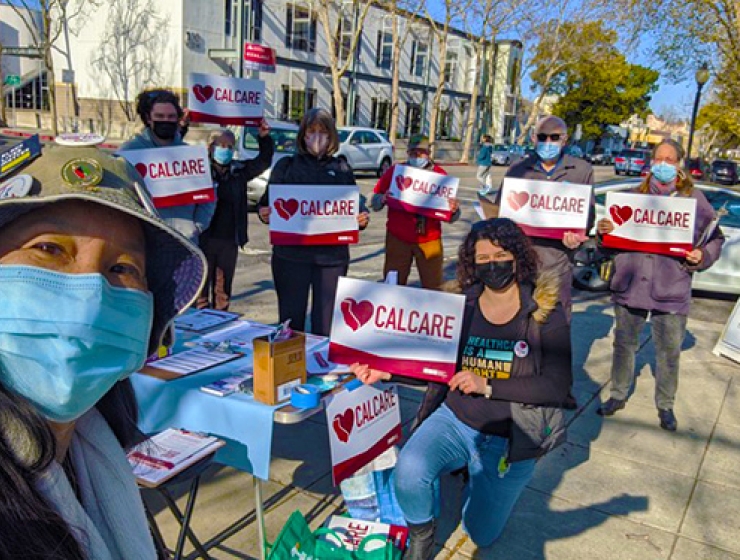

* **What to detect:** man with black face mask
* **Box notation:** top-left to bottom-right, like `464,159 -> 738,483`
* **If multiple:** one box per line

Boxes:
120,89 -> 216,243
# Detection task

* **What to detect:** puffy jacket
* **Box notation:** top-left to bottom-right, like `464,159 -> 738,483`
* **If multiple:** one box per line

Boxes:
606,187 -> 725,315
120,128 -> 216,243
408,270 -> 574,438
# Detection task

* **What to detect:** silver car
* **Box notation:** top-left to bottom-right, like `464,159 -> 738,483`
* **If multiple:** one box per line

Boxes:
238,120 -> 299,209
573,179 -> 740,295
336,127 -> 394,177
491,144 -> 512,166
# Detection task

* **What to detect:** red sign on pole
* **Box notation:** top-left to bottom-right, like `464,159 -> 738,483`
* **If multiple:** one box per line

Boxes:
243,42 -> 276,73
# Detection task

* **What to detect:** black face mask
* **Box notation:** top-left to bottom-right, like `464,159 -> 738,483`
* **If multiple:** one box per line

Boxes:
475,260 -> 516,291
151,121 -> 178,140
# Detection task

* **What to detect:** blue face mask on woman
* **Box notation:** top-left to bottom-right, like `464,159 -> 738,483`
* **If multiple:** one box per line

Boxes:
0,266 -> 153,423
651,161 -> 678,184
213,146 -> 234,166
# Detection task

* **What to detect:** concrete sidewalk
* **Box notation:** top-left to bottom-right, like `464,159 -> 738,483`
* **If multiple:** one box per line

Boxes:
143,290 -> 740,560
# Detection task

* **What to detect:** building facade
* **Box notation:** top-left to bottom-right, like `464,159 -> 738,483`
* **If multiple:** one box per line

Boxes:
2,0 -> 522,142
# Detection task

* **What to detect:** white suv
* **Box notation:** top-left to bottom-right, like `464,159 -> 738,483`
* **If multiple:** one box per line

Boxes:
336,127 -> 394,177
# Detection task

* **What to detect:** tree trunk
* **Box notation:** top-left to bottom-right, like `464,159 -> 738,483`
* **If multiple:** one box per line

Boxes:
388,11 -> 401,147
46,51 -> 59,136
427,34 -> 448,160
459,41 -> 484,163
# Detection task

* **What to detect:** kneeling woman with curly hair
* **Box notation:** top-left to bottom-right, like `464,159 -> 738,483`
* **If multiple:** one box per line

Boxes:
352,218 -> 573,559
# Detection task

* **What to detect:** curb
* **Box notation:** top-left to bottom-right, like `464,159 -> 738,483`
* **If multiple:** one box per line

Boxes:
1,128 -> 121,150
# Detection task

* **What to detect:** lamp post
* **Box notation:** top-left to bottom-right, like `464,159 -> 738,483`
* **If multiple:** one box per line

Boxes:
686,62 -> 710,160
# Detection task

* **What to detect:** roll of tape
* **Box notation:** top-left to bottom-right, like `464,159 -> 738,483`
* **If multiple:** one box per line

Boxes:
291,384 -> 321,409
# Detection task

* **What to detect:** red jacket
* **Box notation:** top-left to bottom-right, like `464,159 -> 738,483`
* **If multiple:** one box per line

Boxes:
373,162 -> 448,244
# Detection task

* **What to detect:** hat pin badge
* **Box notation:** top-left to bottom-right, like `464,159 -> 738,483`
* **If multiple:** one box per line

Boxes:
55,133 -> 106,147
0,174 -> 33,200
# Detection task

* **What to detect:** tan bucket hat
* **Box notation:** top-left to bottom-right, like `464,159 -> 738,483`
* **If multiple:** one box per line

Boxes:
0,136 -> 207,353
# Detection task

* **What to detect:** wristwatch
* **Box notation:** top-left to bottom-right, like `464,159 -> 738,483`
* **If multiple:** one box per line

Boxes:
483,382 -> 493,399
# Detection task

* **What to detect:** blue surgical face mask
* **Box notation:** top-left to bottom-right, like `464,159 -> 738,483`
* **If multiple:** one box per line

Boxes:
651,161 -> 678,184
408,157 -> 429,168
536,142 -> 561,162
213,146 -> 234,166
0,266 -> 153,423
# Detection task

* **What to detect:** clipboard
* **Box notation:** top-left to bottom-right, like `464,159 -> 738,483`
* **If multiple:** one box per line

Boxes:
141,348 -> 245,381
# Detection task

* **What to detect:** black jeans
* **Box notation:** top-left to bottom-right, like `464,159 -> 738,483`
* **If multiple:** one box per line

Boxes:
271,254 -> 348,336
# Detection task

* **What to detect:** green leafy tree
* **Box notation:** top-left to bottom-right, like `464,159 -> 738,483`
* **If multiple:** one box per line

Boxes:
697,102 -> 740,151
550,52 -> 659,140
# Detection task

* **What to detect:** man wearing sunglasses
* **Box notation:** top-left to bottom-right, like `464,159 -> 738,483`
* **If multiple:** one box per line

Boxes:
488,116 -> 594,322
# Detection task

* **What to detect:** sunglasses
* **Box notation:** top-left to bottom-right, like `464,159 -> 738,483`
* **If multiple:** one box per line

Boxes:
536,133 -> 563,142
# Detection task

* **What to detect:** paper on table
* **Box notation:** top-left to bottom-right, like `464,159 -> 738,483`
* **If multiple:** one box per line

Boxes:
193,320 -> 276,351
141,348 -> 243,378
173,309 -> 240,332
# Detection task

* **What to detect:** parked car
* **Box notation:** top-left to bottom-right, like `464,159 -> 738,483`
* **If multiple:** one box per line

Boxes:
238,119 -> 299,209
572,178 -> 740,295
491,144 -> 513,166
686,158 -> 708,181
587,148 -> 613,165
336,127 -> 394,176
614,149 -> 650,176
710,159 -> 739,185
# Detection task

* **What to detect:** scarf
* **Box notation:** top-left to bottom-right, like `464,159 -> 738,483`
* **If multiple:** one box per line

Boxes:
34,408 -> 157,560
648,175 -> 677,196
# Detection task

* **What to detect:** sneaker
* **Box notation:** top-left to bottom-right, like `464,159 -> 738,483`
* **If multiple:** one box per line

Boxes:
658,409 -> 677,432
478,185 -> 493,197
597,398 -> 626,417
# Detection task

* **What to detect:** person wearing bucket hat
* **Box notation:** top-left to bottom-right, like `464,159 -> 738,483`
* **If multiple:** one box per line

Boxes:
371,134 -> 460,290
0,138 -> 206,559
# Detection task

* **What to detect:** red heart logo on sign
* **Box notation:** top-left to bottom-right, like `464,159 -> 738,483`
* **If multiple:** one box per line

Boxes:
340,298 -> 374,332
192,84 -> 214,104
332,408 -> 354,443
134,163 -> 148,178
507,191 -> 530,211
609,205 -> 633,226
395,176 -> 413,191
274,198 -> 299,220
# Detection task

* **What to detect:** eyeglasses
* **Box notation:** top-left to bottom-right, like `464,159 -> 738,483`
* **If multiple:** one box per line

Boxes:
536,133 -> 563,142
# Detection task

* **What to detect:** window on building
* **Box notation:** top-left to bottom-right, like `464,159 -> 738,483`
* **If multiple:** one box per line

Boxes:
375,30 -> 393,69
444,47 -> 458,85
371,98 -> 391,131
459,100 -> 469,129
336,13 -> 361,64
410,40 -> 428,78
225,0 -> 263,41
286,4 -> 317,52
438,107 -> 453,139
281,86 -> 317,122
405,102 -> 422,136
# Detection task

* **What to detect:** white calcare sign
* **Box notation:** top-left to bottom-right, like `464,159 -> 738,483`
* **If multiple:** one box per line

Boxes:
187,73 -> 265,126
269,184 -> 360,245
325,382 -> 402,485
118,145 -> 214,208
387,164 -> 459,221
499,177 -> 592,239
329,277 -> 465,382
602,191 -> 696,257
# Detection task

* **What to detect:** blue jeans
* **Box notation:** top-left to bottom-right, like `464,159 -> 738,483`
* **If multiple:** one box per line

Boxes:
394,404 -> 536,546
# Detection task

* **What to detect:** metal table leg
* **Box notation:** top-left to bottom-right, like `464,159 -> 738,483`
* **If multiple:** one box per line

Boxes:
255,476 -> 267,560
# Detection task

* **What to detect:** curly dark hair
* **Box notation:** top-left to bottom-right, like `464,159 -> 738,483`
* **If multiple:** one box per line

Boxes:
135,89 -> 183,125
457,218 -> 538,289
